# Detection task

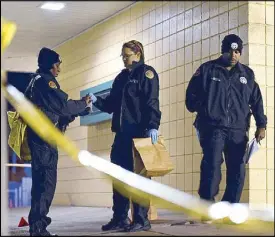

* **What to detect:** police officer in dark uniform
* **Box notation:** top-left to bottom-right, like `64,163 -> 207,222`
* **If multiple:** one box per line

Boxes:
89,40 -> 161,232
25,47 -> 92,236
185,34 -> 267,205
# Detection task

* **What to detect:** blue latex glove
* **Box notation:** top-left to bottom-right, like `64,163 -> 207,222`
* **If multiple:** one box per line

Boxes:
147,129 -> 158,144
89,93 -> 97,103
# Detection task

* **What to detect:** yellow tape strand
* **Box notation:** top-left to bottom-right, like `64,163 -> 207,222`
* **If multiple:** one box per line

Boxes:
1,16 -> 273,235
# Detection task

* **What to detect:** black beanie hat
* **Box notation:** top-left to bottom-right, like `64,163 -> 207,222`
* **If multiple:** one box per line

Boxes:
221,34 -> 243,55
38,47 -> 62,70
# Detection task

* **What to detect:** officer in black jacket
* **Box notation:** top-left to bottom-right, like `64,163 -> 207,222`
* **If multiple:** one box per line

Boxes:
25,47 -> 91,236
90,40 -> 161,232
186,34 -> 267,204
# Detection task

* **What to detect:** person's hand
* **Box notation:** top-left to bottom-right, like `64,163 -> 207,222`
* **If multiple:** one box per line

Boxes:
89,93 -> 97,103
82,94 -> 92,105
147,129 -> 158,144
255,128 -> 265,144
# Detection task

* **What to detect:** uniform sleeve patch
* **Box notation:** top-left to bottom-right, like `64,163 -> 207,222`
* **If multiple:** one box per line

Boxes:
193,68 -> 200,77
145,70 -> 154,79
49,81 -> 57,89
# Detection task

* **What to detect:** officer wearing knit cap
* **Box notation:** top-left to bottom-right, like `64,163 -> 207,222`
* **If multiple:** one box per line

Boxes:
38,47 -> 62,71
186,34 -> 267,213
25,47 -> 92,236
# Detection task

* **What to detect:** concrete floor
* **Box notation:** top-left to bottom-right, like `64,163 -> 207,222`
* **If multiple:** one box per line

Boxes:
8,206 -> 274,236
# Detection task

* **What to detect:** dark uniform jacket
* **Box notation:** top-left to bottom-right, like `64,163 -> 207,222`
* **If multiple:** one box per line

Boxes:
94,61 -> 161,135
25,70 -> 89,134
186,57 -> 267,130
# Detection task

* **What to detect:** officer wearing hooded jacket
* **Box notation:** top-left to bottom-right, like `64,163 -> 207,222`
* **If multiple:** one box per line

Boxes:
25,47 -> 91,236
89,40 -> 161,232
186,34 -> 267,205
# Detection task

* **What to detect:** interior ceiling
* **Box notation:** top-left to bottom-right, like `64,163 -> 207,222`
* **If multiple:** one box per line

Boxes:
1,1 -> 136,58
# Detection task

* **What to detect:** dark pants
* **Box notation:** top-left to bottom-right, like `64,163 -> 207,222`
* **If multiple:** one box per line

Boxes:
27,129 -> 58,233
111,132 -> 150,225
197,125 -> 248,203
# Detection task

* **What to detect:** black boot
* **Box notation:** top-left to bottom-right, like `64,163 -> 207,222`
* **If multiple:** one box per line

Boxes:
124,220 -> 151,232
101,217 -> 131,231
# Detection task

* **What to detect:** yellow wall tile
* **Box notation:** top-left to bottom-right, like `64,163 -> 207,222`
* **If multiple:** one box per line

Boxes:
249,44 -> 266,65
267,127 -> 274,149
252,65 -> 266,86
156,6 -> 163,24
210,35 -> 220,55
185,9 -> 193,29
184,136 -> 193,155
267,170 -> 274,190
229,8 -> 238,30
202,20 -> 210,39
185,27 -> 193,46
193,5 -> 202,24
170,16 -> 177,35
185,154 -> 193,173
177,137 -> 185,155
156,23 -> 163,40
177,13 -> 185,32
169,138 -> 177,157
249,24 -> 266,45
193,42 -> 201,61
162,122 -> 170,139
249,170 -> 267,190
170,68 -> 177,86
185,63 -> 193,83
163,70 -> 170,88
177,30 -> 185,49
185,45 -> 193,64
239,4 -> 249,25
150,10 -> 156,27
177,155 -> 185,173
266,46 -> 274,66
267,87 -> 274,107
178,1 -> 185,14
248,148 -> 267,169
170,103 -> 177,121
202,2 -> 210,21
170,51 -> 177,69
177,47 -> 185,66
163,53 -> 170,71
248,3 -> 265,24
163,37 -> 170,55
249,190 -> 266,206
170,34 -> 177,52
267,149 -> 274,169
267,190 -> 274,205
266,5 -> 274,25
162,105 -> 170,123
163,20 -> 170,38
184,117 -> 193,137
156,39 -> 163,57
184,173 -> 193,191
149,26 -> 156,43
193,24 -> 202,44
210,1 -> 219,18
192,172 -> 200,191
266,25 -> 274,46
170,86 -> 177,104
177,65 -> 185,84
202,39 -> 210,58
177,174 -> 185,191
162,3 -> 170,22
193,154 -> 201,172
219,12 -> 229,33
219,1 -> 229,14
177,101 -> 185,120
170,174 -> 177,189
169,121 -> 177,139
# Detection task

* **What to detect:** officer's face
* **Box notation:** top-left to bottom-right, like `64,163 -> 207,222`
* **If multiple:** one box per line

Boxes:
229,49 -> 241,66
51,62 -> 61,77
121,47 -> 141,69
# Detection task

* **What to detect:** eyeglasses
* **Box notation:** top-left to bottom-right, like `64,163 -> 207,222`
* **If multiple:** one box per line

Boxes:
120,53 -> 135,59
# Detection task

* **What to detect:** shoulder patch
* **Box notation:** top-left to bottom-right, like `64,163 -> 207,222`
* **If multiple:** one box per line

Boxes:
193,69 -> 200,77
145,70 -> 154,79
49,81 -> 57,89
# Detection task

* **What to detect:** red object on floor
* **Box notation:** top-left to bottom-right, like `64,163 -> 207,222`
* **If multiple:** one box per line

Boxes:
18,217 -> 29,227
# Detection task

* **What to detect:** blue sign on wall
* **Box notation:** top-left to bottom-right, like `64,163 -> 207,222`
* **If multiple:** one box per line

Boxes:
80,80 -> 114,125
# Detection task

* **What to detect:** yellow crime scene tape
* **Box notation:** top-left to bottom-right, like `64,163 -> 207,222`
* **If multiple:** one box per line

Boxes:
1,17 -> 274,234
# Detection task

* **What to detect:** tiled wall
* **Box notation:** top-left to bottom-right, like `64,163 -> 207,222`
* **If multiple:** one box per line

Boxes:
246,1 -> 274,208
53,1 -> 274,207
